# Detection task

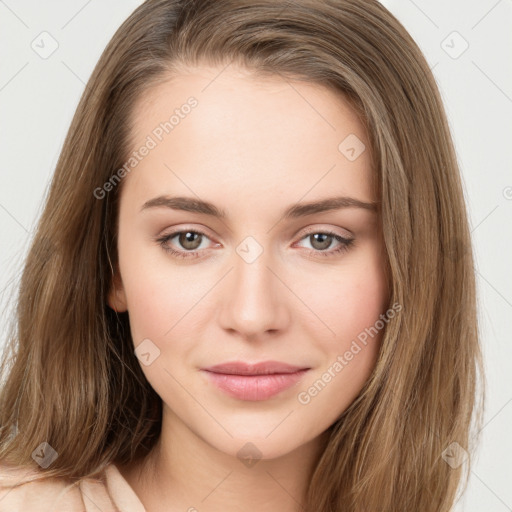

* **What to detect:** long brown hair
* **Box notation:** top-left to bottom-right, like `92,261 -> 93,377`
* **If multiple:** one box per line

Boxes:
0,0 -> 484,510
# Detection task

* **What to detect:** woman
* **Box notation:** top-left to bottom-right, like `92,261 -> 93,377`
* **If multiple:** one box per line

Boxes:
0,0 -> 483,510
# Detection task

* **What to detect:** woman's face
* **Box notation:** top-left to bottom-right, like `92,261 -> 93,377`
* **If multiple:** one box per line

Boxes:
109,65 -> 389,460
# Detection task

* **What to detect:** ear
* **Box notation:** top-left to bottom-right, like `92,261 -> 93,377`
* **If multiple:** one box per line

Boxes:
107,268 -> 128,313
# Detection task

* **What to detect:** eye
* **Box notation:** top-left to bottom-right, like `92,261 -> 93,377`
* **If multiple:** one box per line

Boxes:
294,229 -> 355,258
155,228 -> 215,259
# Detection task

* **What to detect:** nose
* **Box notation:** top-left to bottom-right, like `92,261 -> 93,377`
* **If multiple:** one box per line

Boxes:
217,247 -> 290,341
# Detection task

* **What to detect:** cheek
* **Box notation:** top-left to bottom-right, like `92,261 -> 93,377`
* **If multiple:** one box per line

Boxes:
117,245 -> 205,401
117,236 -> 198,345
308,249 -> 389,349
294,256 -> 388,427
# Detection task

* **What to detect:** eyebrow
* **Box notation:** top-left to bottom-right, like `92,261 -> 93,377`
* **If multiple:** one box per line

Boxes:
140,195 -> 379,218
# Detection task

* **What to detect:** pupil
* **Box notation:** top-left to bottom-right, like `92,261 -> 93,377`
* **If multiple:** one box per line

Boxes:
181,232 -> 201,249
312,233 -> 331,250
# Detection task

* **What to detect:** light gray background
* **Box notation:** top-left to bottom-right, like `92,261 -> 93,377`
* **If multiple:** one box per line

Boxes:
0,1 -> 511,510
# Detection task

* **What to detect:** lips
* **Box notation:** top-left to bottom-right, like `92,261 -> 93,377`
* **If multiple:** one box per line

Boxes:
203,360 -> 308,375
201,360 -> 310,401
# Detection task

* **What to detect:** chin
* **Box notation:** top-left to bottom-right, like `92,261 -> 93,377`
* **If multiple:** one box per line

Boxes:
197,420 -> 317,463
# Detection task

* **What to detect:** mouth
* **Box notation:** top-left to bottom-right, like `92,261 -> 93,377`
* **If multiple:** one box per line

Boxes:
200,360 -> 311,401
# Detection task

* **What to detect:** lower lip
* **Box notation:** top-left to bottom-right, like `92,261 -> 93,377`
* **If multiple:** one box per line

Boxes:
202,370 -> 309,401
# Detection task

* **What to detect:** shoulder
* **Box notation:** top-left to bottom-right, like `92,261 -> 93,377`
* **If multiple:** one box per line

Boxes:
0,461 -> 126,512
0,461 -> 84,511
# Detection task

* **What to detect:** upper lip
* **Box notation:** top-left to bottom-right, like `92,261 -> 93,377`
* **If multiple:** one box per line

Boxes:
202,361 -> 310,375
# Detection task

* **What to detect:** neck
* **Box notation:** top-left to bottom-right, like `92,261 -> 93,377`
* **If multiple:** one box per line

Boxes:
120,404 -> 331,512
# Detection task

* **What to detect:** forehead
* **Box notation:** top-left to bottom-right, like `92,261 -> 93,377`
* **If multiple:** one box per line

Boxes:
124,65 -> 375,208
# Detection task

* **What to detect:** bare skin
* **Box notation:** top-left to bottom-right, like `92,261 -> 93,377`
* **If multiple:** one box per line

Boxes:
109,64 -> 389,511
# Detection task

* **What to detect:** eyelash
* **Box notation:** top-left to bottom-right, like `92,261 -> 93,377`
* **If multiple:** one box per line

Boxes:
155,228 -> 355,260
